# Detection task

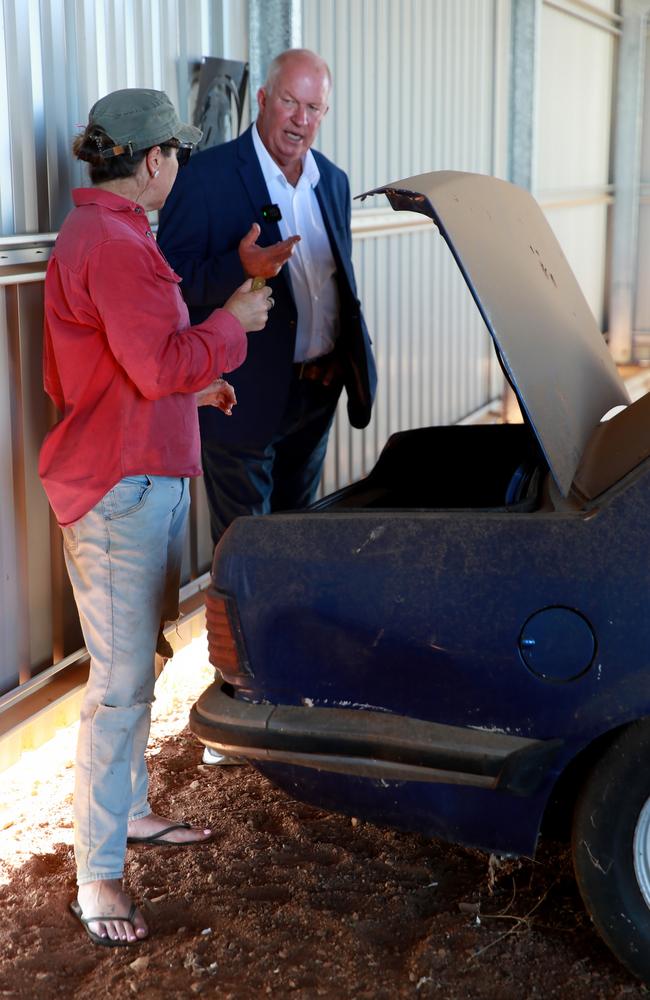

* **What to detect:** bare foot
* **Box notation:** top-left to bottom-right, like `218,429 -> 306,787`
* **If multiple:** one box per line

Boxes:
76,879 -> 148,944
127,812 -> 212,845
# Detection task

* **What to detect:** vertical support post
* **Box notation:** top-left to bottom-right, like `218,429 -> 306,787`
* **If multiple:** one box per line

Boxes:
508,0 -> 541,192
0,287 -> 20,693
504,0 -> 542,420
608,0 -> 649,364
47,386 -> 66,665
5,286 -> 31,685
49,507 -> 65,664
188,478 -> 200,581
248,0 -> 301,118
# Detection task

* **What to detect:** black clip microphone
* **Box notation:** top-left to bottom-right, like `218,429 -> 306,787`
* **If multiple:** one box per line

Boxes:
261,203 -> 282,223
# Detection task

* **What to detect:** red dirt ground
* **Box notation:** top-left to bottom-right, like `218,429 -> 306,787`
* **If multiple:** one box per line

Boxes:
0,652 -> 648,1000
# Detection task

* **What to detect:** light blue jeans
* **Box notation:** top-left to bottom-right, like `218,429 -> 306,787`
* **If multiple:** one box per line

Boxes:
61,475 -> 190,885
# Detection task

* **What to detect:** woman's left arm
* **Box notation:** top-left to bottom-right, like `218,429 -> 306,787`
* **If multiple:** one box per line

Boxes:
88,239 -> 248,400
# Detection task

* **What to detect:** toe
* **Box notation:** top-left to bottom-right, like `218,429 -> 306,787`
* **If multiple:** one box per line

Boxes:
103,919 -> 124,942
186,826 -> 212,842
178,827 -> 212,845
86,918 -> 110,940
118,921 -> 134,943
101,911 -> 147,943
131,909 -> 149,940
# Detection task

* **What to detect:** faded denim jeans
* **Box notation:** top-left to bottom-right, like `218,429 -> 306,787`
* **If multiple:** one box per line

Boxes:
61,475 -> 190,885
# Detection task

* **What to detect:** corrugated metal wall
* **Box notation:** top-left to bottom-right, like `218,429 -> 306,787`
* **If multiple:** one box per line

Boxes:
301,0 -> 511,493
0,0 -> 627,701
0,0 -> 224,236
536,0 -> 619,330
0,0 -> 229,695
1,0 -> 513,697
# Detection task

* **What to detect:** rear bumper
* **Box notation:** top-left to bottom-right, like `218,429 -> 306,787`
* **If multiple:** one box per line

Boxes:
190,683 -> 562,796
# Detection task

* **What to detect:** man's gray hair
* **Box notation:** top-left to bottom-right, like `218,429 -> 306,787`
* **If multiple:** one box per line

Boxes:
264,48 -> 332,95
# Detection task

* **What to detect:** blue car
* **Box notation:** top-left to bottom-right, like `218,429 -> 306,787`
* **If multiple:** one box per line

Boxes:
190,171 -> 650,984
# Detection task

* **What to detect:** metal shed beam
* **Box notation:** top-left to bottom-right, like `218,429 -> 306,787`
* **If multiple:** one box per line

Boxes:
248,0 -> 301,115
509,0 -> 541,190
609,0 -> 650,363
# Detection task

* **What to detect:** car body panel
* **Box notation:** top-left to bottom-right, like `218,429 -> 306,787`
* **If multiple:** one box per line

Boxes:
194,449 -> 650,854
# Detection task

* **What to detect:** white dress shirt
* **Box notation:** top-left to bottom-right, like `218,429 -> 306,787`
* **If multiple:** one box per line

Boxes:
252,123 -> 340,362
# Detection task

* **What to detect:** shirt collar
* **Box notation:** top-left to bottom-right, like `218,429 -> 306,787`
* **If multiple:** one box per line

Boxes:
72,186 -> 147,215
252,122 -> 320,189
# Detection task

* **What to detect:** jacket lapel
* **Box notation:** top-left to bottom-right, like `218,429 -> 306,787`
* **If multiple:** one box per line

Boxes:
236,126 -> 294,299
236,126 -> 282,245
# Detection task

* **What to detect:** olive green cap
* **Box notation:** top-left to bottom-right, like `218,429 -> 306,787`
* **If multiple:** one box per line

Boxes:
88,88 -> 202,154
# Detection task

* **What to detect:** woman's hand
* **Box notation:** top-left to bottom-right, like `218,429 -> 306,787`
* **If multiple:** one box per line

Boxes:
223,278 -> 274,332
197,378 -> 237,414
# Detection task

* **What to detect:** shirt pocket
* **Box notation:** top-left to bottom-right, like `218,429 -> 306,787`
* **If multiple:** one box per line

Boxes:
153,250 -> 183,284
155,267 -> 182,284
154,264 -> 188,325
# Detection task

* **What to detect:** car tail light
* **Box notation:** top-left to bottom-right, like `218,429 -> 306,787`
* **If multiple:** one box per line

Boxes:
205,587 -> 252,687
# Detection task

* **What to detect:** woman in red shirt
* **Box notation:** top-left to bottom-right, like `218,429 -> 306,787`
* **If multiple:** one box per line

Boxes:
40,88 -> 273,947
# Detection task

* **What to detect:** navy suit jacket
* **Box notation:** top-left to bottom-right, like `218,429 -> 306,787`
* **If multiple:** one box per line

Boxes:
157,126 -> 376,447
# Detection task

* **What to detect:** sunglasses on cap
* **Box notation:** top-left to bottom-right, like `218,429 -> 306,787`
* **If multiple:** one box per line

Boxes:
161,141 -> 192,167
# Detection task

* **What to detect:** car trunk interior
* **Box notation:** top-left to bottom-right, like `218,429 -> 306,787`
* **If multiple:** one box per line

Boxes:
313,386 -> 650,516
311,423 -> 545,512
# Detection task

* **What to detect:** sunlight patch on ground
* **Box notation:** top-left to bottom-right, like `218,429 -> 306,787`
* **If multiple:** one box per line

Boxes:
0,633 -> 214,883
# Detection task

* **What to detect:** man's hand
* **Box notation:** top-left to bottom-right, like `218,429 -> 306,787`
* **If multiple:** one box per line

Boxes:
238,222 -> 300,278
222,278 -> 273,332
320,355 -> 344,387
197,378 -> 237,415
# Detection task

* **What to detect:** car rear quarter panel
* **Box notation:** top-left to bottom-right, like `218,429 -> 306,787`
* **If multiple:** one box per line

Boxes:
210,471 -> 650,853
215,477 -> 649,735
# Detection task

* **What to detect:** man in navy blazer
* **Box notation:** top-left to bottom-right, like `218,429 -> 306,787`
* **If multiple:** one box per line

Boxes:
158,48 -> 376,546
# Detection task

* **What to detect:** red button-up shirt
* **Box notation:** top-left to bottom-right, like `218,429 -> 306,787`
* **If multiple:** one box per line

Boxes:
39,187 -> 247,525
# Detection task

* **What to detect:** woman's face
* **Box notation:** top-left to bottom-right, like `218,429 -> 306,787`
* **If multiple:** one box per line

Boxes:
134,145 -> 180,212
150,147 -> 179,211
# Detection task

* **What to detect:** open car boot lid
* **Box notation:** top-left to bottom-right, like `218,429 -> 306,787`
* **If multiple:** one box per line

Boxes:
358,171 -> 629,497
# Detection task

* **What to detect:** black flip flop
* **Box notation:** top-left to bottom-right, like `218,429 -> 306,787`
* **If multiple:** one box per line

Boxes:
69,899 -> 146,947
127,822 -> 212,847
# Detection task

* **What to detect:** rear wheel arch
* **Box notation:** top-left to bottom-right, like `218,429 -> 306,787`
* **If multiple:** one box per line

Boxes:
541,723 -> 632,841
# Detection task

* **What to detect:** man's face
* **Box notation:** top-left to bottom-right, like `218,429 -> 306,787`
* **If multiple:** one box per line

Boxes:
257,56 -> 330,173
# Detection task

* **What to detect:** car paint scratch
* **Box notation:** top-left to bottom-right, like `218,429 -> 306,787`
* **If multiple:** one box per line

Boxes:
468,724 -> 513,735
352,525 -> 386,554
320,699 -> 391,713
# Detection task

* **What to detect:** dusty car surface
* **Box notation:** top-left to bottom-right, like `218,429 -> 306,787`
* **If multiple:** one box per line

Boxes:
190,171 -> 650,983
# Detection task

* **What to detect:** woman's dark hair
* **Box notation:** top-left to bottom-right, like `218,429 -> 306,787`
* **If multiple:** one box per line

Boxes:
72,125 -> 175,184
